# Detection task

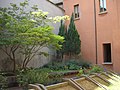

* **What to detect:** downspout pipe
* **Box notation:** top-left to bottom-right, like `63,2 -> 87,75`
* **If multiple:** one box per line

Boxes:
94,0 -> 98,64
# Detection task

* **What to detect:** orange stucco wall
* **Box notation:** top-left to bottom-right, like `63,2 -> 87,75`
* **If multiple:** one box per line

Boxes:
112,0 -> 120,73
95,0 -> 120,72
64,0 -> 96,64
63,0 -> 120,73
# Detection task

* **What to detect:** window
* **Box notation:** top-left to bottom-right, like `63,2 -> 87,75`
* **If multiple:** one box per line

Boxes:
100,0 -> 107,12
103,43 -> 112,63
74,4 -> 79,19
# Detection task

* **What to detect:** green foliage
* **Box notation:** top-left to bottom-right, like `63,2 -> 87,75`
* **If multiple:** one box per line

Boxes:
17,68 -> 51,86
17,60 -> 91,86
77,69 -> 84,77
43,59 -> 91,71
89,65 -> 103,73
43,62 -> 66,71
57,20 -> 66,59
66,13 -> 81,55
65,60 -> 81,70
57,13 -> 81,59
0,0 -> 68,71
78,60 -> 91,69
17,68 -> 63,86
0,75 -> 7,89
65,59 -> 91,70
58,20 -> 66,37
48,73 -> 63,85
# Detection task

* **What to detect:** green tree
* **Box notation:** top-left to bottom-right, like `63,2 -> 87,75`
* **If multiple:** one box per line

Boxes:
0,0 -> 68,71
57,20 -> 66,60
67,13 -> 81,57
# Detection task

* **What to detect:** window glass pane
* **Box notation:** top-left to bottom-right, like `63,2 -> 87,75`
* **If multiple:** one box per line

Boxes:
77,5 -> 79,13
104,0 -> 106,9
100,0 -> 103,8
74,5 -> 79,13
100,0 -> 107,12
103,0 -> 106,11
74,4 -> 79,18
74,6 -> 77,13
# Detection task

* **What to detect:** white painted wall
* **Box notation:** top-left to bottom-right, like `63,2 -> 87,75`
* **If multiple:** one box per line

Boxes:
0,0 -> 64,70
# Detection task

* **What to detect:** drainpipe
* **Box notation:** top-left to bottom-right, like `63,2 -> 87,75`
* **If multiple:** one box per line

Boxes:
94,0 -> 98,64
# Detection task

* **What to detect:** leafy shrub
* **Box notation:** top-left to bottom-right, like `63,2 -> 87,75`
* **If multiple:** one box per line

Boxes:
0,74 -> 7,89
48,73 -> 63,85
43,62 -> 66,71
77,69 -> 84,77
89,65 -> 103,73
17,68 -> 51,87
77,60 -> 91,69
17,68 -> 63,87
64,59 -> 91,70
65,60 -> 81,70
43,59 -> 91,71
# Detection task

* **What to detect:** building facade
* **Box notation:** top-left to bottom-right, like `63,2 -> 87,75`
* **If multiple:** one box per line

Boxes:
0,0 -> 64,70
63,0 -> 120,73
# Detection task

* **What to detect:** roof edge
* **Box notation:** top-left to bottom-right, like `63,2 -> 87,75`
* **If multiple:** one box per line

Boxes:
46,0 -> 65,11
56,2 -> 63,5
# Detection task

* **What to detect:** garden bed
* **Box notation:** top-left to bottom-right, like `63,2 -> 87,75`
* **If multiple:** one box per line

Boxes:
99,73 -> 117,83
1,64 -> 120,90
49,70 -> 79,79
75,78 -> 104,90
45,72 -> 120,90
99,73 -> 110,79
46,82 -> 76,90
0,72 -> 18,89
107,71 -> 120,80
46,76 -> 104,90
6,71 -> 120,90
92,76 -> 110,86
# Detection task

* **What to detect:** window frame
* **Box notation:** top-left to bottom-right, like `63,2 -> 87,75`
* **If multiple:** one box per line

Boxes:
74,4 -> 79,19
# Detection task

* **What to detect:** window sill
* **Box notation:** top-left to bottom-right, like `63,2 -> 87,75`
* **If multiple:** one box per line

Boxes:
74,18 -> 80,21
102,62 -> 113,65
99,11 -> 108,15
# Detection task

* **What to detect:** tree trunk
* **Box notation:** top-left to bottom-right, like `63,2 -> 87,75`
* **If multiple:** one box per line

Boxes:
13,59 -> 16,72
69,52 -> 72,58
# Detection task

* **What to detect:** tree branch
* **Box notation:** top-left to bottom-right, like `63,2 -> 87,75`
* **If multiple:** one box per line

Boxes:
0,46 -> 14,61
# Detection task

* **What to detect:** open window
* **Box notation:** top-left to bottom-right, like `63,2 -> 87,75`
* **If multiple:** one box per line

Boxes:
103,43 -> 112,63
